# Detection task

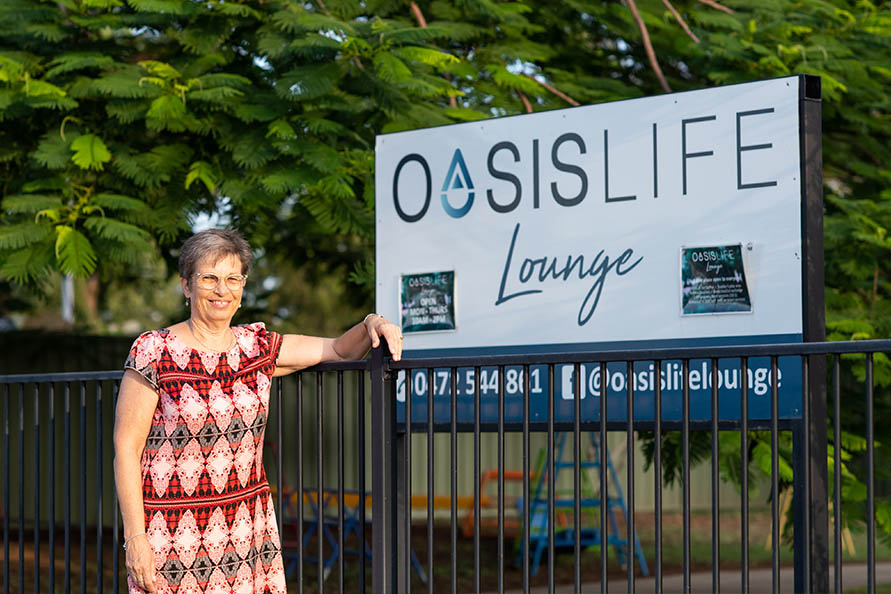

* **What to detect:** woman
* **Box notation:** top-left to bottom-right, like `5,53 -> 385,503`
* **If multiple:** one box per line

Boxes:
113,229 -> 402,594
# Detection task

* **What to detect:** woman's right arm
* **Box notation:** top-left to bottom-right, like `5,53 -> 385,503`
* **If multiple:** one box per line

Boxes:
113,369 -> 160,593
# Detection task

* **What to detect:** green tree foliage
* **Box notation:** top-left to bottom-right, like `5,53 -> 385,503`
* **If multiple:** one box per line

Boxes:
2,1 -> 889,303
0,0 -> 482,285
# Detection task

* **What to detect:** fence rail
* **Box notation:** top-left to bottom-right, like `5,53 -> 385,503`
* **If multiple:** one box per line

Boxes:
2,339 -> 890,593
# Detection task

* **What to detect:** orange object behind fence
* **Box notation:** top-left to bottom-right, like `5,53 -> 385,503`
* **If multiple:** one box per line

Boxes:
460,470 -> 534,538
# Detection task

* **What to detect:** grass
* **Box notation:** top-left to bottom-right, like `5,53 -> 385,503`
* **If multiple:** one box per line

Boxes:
845,586 -> 891,594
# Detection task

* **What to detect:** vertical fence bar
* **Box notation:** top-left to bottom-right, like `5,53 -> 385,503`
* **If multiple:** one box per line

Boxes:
397,362 -> 410,594
357,372 -> 366,594
600,361 -> 608,594
2,383 -> 7,594
337,371 -> 345,592
112,382 -> 119,594
16,384 -> 23,594
627,360 -> 635,594
522,364 -> 531,593
833,355 -> 841,594
474,366 -> 481,594
296,374 -> 304,594
426,368 -> 434,594
741,357 -> 749,594
711,359 -> 720,594
404,370 -> 412,593
452,367 -> 459,594
682,360 -> 690,594
65,382 -> 71,594
801,355 -> 811,594
771,356 -> 780,594
574,362 -> 581,594
654,360 -> 663,594
866,353 -> 875,594
277,379 -> 283,540
96,383 -> 103,594
497,365 -> 505,594
50,383 -> 57,594
112,380 -> 121,594
33,385 -> 40,594
547,363 -> 555,594
80,381 -> 86,594
316,372 -> 324,593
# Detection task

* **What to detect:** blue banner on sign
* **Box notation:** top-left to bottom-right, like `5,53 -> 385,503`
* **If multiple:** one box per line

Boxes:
396,336 -> 803,426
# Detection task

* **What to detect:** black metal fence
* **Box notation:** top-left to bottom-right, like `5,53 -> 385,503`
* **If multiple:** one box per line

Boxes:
1,338 -> 888,593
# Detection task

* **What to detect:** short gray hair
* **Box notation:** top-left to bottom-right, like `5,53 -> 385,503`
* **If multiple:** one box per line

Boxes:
178,229 -> 253,280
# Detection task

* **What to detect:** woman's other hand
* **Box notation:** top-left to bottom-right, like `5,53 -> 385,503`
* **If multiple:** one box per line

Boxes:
365,314 -> 403,361
124,533 -> 157,593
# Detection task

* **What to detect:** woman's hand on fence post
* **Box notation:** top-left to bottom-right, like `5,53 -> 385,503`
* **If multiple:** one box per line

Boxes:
365,314 -> 404,361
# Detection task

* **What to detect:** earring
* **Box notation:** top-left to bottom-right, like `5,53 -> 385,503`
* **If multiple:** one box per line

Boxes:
238,303 -> 242,309
185,298 -> 190,306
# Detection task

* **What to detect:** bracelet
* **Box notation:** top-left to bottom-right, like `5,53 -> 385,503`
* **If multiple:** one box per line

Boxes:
122,532 -> 145,550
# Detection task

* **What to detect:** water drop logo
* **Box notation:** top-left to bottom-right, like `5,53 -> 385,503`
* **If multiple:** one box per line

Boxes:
440,149 -> 474,218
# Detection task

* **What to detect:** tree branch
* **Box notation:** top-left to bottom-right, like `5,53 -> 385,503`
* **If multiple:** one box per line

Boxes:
698,0 -> 734,14
525,74 -> 580,106
316,0 -> 364,70
662,0 -> 700,43
409,1 -> 427,27
626,0 -> 672,93
517,90 -> 533,113
409,1 -> 457,108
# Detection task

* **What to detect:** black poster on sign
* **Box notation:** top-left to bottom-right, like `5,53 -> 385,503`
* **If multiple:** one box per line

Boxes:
680,244 -> 752,315
400,271 -> 456,333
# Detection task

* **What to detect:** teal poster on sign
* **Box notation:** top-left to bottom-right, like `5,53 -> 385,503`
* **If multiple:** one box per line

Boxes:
400,271 -> 456,333
681,244 -> 752,315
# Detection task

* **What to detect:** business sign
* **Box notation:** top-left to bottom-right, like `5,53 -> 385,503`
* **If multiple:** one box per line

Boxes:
680,244 -> 752,315
375,76 -> 814,423
400,271 -> 456,333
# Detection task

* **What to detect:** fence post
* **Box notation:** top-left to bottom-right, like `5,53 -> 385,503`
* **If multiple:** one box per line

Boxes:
793,73 -> 829,594
370,341 -> 400,593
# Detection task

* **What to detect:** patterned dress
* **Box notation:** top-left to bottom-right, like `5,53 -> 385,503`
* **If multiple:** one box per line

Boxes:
124,323 -> 287,594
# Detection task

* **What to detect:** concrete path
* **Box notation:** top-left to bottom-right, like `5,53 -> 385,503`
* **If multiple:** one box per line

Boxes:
503,562 -> 891,593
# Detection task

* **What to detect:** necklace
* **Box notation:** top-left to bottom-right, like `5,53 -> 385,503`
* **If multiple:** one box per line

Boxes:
187,319 -> 235,353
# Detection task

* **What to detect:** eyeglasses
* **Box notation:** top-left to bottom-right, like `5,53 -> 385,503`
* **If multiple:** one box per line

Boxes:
192,273 -> 248,291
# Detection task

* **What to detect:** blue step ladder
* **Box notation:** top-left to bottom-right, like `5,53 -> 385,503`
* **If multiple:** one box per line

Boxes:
514,431 -> 649,576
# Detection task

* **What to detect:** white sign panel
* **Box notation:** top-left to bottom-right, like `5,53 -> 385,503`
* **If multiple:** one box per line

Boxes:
375,77 -> 804,354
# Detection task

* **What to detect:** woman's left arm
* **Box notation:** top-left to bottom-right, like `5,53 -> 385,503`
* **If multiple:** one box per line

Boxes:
273,314 -> 402,376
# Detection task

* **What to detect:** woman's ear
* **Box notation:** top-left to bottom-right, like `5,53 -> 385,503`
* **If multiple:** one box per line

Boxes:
180,276 -> 191,300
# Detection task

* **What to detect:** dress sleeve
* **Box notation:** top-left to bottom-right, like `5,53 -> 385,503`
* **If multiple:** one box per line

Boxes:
247,322 -> 283,369
123,331 -> 163,391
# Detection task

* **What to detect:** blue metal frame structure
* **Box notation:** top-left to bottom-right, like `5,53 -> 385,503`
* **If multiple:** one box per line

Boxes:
279,488 -> 428,584
515,431 -> 649,577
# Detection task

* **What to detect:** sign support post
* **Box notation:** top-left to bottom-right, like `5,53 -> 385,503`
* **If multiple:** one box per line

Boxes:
793,74 -> 828,594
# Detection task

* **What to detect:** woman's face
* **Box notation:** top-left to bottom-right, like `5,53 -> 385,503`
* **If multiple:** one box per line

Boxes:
181,253 -> 244,326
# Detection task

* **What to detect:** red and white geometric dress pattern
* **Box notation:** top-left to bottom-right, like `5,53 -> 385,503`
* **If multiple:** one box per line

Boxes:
124,323 -> 286,593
